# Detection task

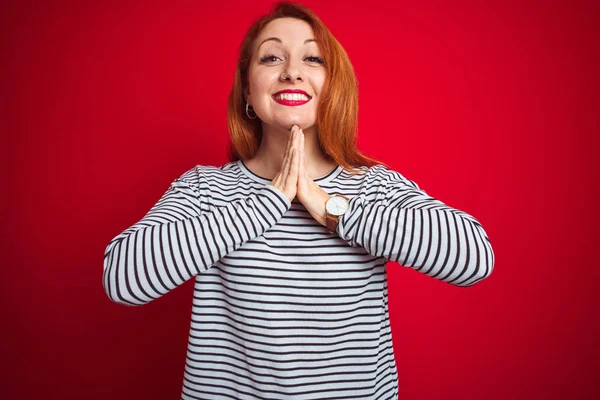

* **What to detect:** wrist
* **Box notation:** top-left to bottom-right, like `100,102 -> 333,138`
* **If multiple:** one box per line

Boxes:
324,194 -> 350,233
320,194 -> 332,227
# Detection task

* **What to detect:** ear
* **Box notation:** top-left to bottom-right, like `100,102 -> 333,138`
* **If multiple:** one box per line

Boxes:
243,88 -> 251,104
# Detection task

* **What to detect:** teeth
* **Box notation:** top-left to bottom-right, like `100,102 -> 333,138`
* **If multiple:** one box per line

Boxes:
274,93 -> 310,101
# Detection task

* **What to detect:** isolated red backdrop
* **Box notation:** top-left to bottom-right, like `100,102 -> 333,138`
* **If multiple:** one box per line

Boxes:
2,0 -> 598,399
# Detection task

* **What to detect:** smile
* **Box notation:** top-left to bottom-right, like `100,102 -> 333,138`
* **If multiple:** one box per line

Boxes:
272,95 -> 311,106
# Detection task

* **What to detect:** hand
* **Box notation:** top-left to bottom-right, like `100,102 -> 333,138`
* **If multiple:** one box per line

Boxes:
294,126 -> 332,227
269,125 -> 302,203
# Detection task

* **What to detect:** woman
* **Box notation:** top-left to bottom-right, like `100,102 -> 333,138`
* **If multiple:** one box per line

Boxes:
103,2 -> 495,399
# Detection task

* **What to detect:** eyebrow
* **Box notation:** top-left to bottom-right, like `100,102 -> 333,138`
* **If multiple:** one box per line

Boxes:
258,37 -> 317,50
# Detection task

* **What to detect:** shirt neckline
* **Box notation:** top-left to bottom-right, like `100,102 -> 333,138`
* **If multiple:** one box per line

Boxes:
236,159 -> 343,185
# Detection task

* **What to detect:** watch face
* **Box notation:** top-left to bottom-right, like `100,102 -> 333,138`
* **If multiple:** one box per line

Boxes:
326,196 -> 349,216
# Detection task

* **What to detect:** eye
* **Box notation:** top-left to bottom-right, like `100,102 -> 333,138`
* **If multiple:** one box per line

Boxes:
306,56 -> 324,64
259,54 -> 325,64
259,54 -> 280,63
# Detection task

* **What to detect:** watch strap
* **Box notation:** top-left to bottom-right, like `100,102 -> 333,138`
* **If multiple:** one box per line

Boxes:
326,213 -> 340,233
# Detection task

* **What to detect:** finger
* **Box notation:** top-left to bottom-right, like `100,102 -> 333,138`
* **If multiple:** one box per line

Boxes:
283,128 -> 295,164
279,127 -> 299,188
296,131 -> 304,175
284,125 -> 297,157
282,144 -> 292,181
298,147 -> 305,182
287,131 -> 299,169
296,133 -> 302,157
292,127 -> 302,152
300,134 -> 308,179
288,148 -> 299,184
295,138 -> 302,177
281,129 -> 296,177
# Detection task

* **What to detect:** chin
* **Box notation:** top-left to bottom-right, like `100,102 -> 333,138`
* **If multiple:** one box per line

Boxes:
264,113 -> 316,131
285,117 -> 316,130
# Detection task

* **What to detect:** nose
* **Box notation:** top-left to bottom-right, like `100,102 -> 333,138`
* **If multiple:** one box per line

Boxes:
280,59 -> 304,82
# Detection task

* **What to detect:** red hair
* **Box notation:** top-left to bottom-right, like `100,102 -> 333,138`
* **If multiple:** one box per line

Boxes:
227,1 -> 386,173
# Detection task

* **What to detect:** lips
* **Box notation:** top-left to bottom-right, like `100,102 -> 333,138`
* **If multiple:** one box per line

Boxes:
272,89 -> 312,106
272,89 -> 312,98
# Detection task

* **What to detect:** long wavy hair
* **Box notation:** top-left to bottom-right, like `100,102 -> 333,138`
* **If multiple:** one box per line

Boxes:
227,1 -> 386,173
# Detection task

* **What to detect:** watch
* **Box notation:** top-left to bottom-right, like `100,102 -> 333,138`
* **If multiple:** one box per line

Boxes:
325,194 -> 350,233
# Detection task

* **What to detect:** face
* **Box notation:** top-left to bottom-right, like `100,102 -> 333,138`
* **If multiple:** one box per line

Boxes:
246,18 -> 326,132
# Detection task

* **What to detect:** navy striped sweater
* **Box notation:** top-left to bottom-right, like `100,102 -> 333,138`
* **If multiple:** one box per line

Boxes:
103,159 -> 494,399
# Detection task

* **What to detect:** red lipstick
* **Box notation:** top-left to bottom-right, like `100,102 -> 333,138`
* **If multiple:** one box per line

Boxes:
272,89 -> 312,106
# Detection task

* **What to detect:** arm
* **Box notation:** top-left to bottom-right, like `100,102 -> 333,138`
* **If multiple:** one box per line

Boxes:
336,166 -> 494,287
102,167 -> 291,306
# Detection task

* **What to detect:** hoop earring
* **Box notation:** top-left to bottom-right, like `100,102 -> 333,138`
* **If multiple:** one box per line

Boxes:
246,102 -> 257,120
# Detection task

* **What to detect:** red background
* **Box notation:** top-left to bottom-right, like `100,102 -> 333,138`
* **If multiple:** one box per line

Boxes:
2,0 -> 598,399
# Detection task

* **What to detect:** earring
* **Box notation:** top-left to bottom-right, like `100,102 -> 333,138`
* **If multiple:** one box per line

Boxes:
245,102 -> 257,119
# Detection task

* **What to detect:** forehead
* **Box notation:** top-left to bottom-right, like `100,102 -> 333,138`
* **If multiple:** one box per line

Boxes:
256,17 -> 316,47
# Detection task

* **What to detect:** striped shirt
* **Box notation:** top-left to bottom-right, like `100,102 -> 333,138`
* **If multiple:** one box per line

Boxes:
103,159 -> 494,400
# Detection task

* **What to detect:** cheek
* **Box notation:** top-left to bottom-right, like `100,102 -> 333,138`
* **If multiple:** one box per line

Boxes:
315,74 -> 326,94
250,71 -> 275,96
310,73 -> 326,99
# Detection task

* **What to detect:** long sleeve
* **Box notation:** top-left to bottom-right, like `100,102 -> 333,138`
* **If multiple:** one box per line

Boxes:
336,166 -> 494,287
102,167 -> 291,306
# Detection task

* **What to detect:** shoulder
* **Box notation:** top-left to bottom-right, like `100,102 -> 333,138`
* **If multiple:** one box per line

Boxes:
360,164 -> 420,190
173,161 -> 241,188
